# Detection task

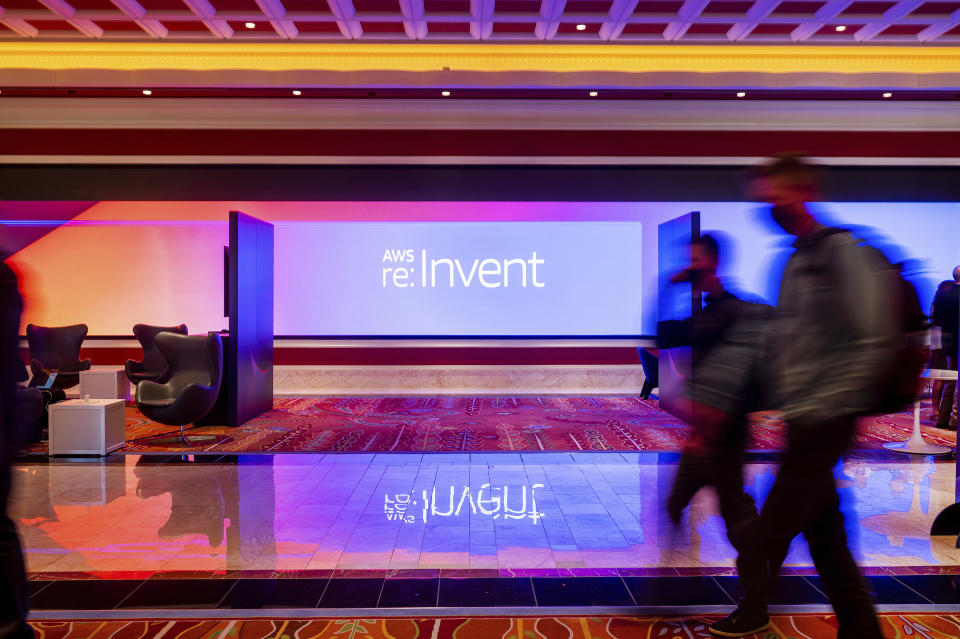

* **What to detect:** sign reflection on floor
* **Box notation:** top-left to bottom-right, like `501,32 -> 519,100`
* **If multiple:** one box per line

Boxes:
385,484 -> 546,523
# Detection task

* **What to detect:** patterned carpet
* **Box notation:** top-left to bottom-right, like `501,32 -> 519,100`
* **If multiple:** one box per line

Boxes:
26,614 -> 960,638
28,396 -> 957,454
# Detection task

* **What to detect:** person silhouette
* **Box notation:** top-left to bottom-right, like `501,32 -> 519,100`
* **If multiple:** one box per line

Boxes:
658,233 -> 771,636
0,246 -> 33,638
716,154 -> 885,639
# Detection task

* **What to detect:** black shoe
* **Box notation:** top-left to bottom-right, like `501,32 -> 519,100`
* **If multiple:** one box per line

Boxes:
709,607 -> 770,637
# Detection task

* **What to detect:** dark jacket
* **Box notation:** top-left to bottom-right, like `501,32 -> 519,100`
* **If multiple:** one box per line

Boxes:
773,227 -> 896,425
932,282 -> 959,343
659,289 -> 773,420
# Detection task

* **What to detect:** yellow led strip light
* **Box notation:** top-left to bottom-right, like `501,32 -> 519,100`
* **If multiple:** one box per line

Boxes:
1,42 -> 959,75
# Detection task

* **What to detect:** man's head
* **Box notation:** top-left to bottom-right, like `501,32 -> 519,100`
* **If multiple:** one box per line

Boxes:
690,234 -> 720,277
954,265 -> 960,283
678,233 -> 722,293
670,234 -> 721,290
744,153 -> 821,237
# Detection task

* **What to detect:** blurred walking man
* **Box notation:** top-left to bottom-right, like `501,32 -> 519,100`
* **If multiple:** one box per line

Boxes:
658,234 -> 771,637
719,154 -> 885,638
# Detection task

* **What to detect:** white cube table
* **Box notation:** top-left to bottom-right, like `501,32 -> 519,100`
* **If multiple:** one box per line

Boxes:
49,399 -> 125,456
80,368 -> 130,400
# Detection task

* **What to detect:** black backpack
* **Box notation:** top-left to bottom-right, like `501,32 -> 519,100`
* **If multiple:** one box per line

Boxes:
856,241 -> 927,414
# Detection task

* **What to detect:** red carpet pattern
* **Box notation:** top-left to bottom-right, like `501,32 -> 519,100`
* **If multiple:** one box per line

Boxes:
27,396 -> 957,454
26,614 -> 960,638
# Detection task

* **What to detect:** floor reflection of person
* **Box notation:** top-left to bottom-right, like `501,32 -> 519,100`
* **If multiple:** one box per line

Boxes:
729,154 -> 885,639
657,234 -> 771,636
134,457 -> 229,548
0,251 -> 32,638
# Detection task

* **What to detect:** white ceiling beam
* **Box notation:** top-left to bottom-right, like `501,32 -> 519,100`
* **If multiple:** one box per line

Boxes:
398,0 -> 427,39
254,0 -> 298,39
5,10 -> 946,24
470,0 -> 494,39
727,0 -> 784,41
109,0 -> 168,38
0,14 -> 40,37
918,9 -> 960,42
326,0 -> 362,39
37,0 -> 104,37
600,0 -> 652,40
854,0 -> 924,41
663,0 -> 710,41
536,0 -> 566,40
181,0 -> 234,38
791,0 -> 854,41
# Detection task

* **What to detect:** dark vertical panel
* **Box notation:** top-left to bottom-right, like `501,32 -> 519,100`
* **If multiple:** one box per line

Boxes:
223,246 -> 230,319
656,212 -> 700,418
230,211 -> 274,427
658,212 -> 700,323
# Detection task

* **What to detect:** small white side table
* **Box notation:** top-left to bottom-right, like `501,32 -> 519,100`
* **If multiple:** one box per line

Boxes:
80,368 -> 130,400
49,399 -> 125,456
883,369 -> 957,456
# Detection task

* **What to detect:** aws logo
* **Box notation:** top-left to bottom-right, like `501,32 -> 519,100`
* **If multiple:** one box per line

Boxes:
381,248 -> 545,289
382,249 -> 415,263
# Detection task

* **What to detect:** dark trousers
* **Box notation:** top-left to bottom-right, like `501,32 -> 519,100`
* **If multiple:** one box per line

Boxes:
937,350 -> 957,429
757,417 -> 881,639
668,446 -> 766,613
0,462 -> 32,638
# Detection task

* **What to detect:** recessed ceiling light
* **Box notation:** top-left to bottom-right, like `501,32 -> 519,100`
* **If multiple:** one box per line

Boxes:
441,90 -> 451,96
835,25 -> 847,32
245,22 -> 256,29
589,91 -> 598,97
736,91 -> 746,98
576,24 -> 587,31
292,90 -> 302,96
141,89 -> 152,96
882,92 -> 893,98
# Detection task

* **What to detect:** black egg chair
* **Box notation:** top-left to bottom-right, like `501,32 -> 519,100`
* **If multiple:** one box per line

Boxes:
125,323 -> 188,385
26,323 -> 91,390
638,347 -> 659,400
135,332 -> 222,445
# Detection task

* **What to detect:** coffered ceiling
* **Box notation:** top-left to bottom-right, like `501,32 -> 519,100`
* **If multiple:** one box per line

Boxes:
1,0 -> 957,44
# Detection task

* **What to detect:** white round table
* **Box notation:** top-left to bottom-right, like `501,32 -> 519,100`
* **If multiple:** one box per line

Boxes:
883,369 -> 957,456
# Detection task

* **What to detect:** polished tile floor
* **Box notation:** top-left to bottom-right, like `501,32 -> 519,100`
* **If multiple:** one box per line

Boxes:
10,452 -> 960,577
